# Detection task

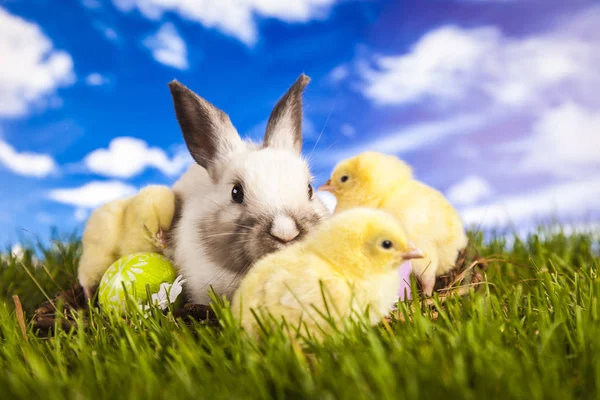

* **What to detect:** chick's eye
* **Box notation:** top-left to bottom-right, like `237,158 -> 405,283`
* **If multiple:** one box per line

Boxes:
381,240 -> 393,250
308,184 -> 314,200
340,175 -> 349,183
231,184 -> 244,204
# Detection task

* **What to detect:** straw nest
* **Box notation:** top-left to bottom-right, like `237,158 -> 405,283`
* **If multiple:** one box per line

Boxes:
30,245 -> 488,336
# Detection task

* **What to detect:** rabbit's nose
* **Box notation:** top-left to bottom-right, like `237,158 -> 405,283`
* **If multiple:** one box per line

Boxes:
270,215 -> 300,244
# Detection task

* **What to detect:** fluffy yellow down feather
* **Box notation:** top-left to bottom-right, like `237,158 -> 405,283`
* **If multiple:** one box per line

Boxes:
78,185 -> 176,299
320,151 -> 467,295
231,208 -> 423,339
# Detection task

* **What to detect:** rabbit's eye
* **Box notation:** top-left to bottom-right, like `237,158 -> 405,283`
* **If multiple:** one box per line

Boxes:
231,184 -> 244,204
308,184 -> 314,200
380,240 -> 393,250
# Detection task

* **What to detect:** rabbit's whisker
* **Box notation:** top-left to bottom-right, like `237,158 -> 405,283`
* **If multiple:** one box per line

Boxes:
206,199 -> 259,226
203,232 -> 248,239
307,98 -> 336,163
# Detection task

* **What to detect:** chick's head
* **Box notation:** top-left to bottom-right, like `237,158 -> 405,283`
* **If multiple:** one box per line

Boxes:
319,152 -> 413,207
305,208 -> 423,277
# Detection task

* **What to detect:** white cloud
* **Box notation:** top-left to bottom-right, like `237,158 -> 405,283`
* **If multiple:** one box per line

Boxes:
365,114 -> 485,152
8,243 -> 39,265
312,113 -> 486,167
0,7 -> 75,117
83,137 -> 192,178
361,26 -> 497,106
501,222 -> 600,251
554,222 -> 600,237
340,123 -> 356,138
86,72 -> 109,86
74,208 -> 89,222
113,0 -> 336,45
452,144 -> 479,160
329,64 -> 350,83
348,6 -> 600,188
48,181 -> 137,208
460,177 -> 600,229
93,22 -> 119,42
143,22 -> 188,69
505,103 -> 600,177
460,0 -> 517,2
0,138 -> 57,178
446,175 -> 492,206
80,0 -> 102,9
36,212 -> 55,225
103,27 -> 118,41
11,244 -> 25,259
359,12 -> 600,109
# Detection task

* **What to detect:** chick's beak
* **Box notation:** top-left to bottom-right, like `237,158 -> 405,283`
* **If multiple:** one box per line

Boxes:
396,242 -> 424,261
400,248 -> 424,260
318,179 -> 336,194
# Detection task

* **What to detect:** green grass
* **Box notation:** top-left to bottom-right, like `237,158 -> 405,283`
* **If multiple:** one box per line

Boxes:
1,228 -> 599,399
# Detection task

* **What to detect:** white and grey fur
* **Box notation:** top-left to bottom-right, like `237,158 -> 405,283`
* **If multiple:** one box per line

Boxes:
167,74 -> 330,304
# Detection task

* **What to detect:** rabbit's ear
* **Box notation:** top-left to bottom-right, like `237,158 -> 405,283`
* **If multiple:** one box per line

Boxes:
169,80 -> 242,173
263,74 -> 310,155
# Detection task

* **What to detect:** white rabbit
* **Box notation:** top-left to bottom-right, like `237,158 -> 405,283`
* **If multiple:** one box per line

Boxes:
167,74 -> 330,304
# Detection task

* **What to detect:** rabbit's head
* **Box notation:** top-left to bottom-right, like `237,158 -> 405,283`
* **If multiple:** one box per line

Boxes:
169,74 -> 329,275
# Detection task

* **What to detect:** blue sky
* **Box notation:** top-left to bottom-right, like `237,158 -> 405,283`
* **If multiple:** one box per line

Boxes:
1,0 -> 599,246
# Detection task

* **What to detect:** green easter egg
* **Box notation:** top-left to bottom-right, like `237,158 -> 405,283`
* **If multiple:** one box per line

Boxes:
98,252 -> 178,311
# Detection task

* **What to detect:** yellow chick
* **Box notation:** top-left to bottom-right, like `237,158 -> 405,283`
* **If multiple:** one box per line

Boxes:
231,208 -> 423,339
319,152 -> 468,296
78,185 -> 176,299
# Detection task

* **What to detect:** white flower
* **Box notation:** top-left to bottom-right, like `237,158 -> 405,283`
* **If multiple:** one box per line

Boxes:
143,275 -> 187,313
